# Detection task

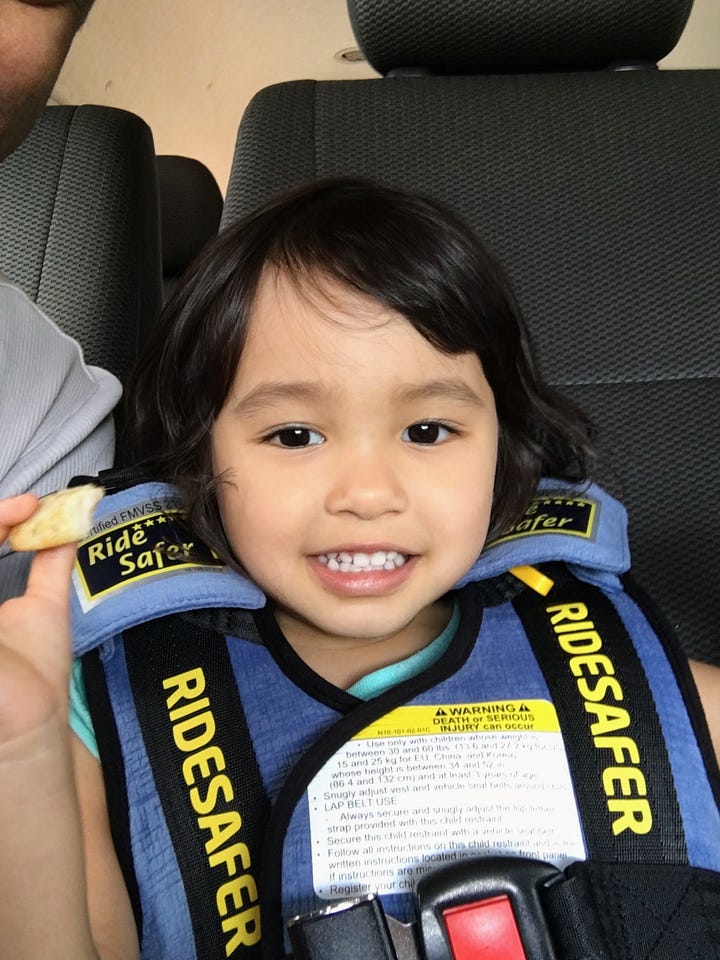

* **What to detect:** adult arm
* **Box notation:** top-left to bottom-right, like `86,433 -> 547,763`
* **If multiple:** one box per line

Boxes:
0,280 -> 122,602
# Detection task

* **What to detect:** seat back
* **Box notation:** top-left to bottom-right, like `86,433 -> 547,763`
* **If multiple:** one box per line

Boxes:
0,104 -> 162,390
221,0 -> 720,663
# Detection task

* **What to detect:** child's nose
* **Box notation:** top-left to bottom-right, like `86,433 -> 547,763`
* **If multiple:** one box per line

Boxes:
324,449 -> 408,519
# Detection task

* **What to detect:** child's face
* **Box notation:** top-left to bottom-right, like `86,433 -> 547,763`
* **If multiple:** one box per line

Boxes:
211,270 -> 498,666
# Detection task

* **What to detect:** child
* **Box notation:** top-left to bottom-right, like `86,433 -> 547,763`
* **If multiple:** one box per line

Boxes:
1,178 -> 720,960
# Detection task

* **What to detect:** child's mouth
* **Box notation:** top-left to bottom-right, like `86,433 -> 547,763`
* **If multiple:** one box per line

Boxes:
310,549 -> 417,597
317,550 -> 409,573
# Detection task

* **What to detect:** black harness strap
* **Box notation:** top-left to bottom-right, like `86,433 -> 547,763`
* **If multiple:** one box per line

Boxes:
121,613 -> 270,960
513,564 -> 687,863
83,649 -> 143,933
545,861 -> 720,959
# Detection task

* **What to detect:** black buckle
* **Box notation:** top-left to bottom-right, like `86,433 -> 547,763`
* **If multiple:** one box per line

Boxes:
287,893 -> 399,960
286,856 -> 572,959
415,855 -> 564,960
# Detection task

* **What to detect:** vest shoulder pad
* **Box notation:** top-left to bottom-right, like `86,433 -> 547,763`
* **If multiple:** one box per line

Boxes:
458,481 -> 629,590
70,481 -> 265,656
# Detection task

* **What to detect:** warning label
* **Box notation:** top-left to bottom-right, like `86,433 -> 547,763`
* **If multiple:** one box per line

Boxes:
308,699 -> 585,900
354,700 -> 558,739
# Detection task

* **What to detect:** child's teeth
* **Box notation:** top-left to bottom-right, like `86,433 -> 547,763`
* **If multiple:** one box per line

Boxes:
318,550 -> 408,572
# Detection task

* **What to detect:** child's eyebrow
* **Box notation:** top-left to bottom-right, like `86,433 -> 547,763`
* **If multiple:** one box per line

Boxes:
230,378 -> 487,418
394,378 -> 488,407
230,381 -> 329,418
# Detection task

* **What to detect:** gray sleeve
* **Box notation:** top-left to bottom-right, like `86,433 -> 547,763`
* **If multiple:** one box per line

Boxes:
0,280 -> 123,600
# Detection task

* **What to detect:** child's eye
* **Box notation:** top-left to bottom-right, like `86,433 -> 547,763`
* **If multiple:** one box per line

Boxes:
266,426 -> 325,448
402,421 -> 456,444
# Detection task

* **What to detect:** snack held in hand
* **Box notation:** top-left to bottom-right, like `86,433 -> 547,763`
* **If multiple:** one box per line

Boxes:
8,484 -> 104,551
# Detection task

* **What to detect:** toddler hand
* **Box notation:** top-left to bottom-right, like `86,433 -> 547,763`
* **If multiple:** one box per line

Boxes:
0,494 -> 77,749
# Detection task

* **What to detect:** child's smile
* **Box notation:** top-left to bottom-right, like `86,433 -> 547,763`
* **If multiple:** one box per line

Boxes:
211,268 -> 499,686
311,545 -> 416,596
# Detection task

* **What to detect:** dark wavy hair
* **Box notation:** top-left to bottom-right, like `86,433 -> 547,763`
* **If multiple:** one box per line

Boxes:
127,177 -> 594,565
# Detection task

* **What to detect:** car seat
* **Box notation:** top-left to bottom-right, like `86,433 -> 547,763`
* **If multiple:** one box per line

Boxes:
156,155 -> 223,300
0,104 -> 162,391
220,0 -> 719,664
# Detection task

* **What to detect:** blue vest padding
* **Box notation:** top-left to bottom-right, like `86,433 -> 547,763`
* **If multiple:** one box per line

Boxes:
72,480 -> 720,958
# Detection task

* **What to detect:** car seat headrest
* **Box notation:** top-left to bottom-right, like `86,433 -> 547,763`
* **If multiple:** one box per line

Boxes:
156,155 -> 223,279
347,0 -> 694,76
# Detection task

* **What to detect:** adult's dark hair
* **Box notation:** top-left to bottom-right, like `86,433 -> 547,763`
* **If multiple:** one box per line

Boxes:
72,0 -> 95,26
128,177 -> 594,565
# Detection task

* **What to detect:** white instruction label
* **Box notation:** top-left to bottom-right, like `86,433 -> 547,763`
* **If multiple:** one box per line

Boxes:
308,700 -> 585,899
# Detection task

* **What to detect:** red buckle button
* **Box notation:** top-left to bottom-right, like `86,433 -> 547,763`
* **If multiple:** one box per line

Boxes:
443,895 -> 528,960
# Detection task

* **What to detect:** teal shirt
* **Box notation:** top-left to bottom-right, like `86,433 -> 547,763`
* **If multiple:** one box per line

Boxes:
69,602 -> 460,759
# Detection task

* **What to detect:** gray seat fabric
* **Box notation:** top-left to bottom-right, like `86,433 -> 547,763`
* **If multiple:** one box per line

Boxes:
0,104 -> 162,391
347,0 -> 692,74
156,155 -> 223,299
221,0 -> 719,664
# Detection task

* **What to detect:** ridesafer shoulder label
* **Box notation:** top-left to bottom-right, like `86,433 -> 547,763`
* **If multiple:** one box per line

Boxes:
308,699 -> 585,900
488,495 -> 597,546
74,502 -> 223,605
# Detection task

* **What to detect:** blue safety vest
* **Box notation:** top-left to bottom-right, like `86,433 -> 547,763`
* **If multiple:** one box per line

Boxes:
71,478 -> 720,960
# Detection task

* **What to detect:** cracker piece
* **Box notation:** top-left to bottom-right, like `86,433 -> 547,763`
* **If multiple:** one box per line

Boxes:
8,485 -> 104,551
